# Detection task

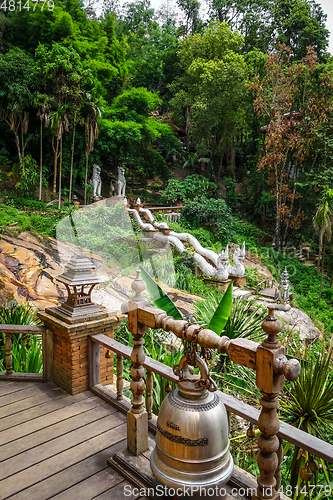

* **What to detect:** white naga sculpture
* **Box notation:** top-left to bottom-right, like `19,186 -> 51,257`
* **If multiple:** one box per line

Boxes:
136,207 -> 246,280
228,242 -> 246,276
92,164 -> 102,198
117,167 -> 126,197
216,245 -> 230,281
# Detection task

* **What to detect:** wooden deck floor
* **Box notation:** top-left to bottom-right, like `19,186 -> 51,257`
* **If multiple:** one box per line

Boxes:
0,381 -> 139,500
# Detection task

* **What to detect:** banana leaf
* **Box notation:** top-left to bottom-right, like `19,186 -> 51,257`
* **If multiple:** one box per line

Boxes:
208,282 -> 233,335
139,266 -> 183,320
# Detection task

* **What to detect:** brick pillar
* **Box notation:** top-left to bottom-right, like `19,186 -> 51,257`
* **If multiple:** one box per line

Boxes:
38,307 -> 124,395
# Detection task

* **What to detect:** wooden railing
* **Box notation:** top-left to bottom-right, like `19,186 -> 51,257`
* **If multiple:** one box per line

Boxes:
0,324 -> 52,382
256,279 -> 276,293
89,334 -> 333,465
87,271 -> 333,500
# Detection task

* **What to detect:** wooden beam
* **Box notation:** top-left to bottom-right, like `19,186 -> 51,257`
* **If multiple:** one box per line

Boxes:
0,373 -> 43,382
0,325 -> 46,335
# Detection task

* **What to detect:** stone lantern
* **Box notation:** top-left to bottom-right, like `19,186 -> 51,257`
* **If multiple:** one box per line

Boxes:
55,252 -> 103,320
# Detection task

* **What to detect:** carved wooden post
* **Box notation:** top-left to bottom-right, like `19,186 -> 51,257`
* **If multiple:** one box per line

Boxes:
5,333 -> 12,375
125,270 -> 149,455
146,370 -> 153,420
116,354 -> 123,401
275,438 -> 283,491
254,307 -> 300,500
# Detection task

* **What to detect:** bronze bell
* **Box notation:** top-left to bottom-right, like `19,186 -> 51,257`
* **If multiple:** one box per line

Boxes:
150,354 -> 233,492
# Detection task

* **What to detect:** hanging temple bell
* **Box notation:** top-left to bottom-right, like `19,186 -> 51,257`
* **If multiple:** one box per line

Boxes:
150,353 -> 234,492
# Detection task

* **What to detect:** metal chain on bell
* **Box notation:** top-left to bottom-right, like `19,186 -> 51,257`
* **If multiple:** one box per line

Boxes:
181,323 -> 212,367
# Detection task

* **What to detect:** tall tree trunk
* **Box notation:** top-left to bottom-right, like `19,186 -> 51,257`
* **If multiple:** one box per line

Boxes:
39,121 -> 43,201
53,138 -> 59,199
319,247 -> 325,305
21,121 -> 24,163
58,137 -> 62,210
69,111 -> 76,203
317,229 -> 324,273
84,123 -> 89,206
275,165 -> 281,251
230,147 -> 236,180
13,130 -> 23,167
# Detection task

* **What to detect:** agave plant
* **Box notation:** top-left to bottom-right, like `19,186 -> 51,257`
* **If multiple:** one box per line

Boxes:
280,347 -> 333,438
194,292 -> 266,340
280,345 -> 333,491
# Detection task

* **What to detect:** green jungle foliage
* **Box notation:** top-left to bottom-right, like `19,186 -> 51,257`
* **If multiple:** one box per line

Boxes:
0,302 -> 43,373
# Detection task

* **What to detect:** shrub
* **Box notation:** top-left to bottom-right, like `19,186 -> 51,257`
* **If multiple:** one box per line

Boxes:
161,175 -> 217,204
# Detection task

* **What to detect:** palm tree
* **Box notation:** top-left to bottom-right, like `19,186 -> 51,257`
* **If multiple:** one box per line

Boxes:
36,101 -> 50,201
82,95 -> 102,205
50,105 -> 69,204
313,187 -> 333,303
69,110 -> 77,204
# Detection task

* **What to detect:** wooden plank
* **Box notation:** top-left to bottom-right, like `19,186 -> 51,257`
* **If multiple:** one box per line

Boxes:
0,372 -> 43,382
0,380 -> 14,387
91,384 -> 132,414
44,329 -> 53,382
90,336 -> 178,382
278,421 -> 333,463
8,438 -> 127,500
0,381 -> 41,398
50,467 -> 125,500
227,338 -> 257,370
0,384 -> 67,419
89,337 -> 100,388
0,399 -> 115,462
0,423 -> 127,498
218,392 -> 333,463
0,325 -> 46,335
0,382 -> 60,407
0,408 -> 124,480
93,480 -> 140,500
0,390 -> 90,434
90,335 -> 132,359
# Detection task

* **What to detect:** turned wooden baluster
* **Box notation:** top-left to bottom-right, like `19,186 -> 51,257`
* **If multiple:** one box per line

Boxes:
126,270 -> 149,455
275,438 -> 284,491
116,354 -> 123,401
146,370 -> 153,420
5,333 -> 12,375
254,307 -> 300,500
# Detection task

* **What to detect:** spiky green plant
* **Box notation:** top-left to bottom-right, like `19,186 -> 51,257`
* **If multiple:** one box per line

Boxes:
0,302 -> 43,373
280,347 -> 333,438
0,302 -> 41,325
194,293 -> 266,340
280,345 -> 333,492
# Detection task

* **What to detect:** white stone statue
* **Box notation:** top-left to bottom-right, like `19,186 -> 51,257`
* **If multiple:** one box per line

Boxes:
229,242 -> 246,276
92,164 -> 102,198
124,197 -> 128,205
117,167 -> 126,197
136,198 -> 141,205
216,245 -> 230,281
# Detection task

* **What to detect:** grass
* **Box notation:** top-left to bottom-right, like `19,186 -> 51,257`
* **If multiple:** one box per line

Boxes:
0,204 -> 65,238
